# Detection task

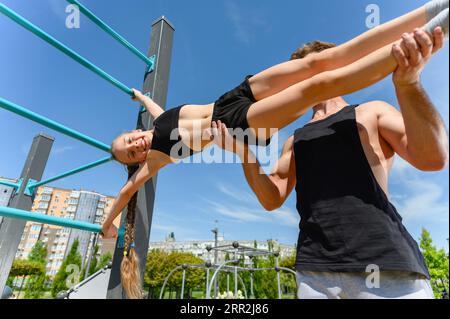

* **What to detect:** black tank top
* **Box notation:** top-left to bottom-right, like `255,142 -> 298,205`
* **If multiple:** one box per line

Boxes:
293,105 -> 429,278
151,105 -> 195,160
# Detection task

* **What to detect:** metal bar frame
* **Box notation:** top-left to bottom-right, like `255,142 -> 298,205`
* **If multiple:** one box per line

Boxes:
0,205 -> 124,237
0,97 -> 111,152
26,156 -> 113,194
0,3 -> 134,96
66,0 -> 156,71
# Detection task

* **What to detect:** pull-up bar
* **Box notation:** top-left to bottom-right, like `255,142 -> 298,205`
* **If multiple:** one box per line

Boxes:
66,0 -> 155,71
0,206 -> 123,239
0,3 -> 134,96
0,97 -> 111,153
27,156 -> 113,194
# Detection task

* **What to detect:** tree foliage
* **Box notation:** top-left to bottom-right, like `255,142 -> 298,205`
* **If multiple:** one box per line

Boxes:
420,228 -> 449,298
51,238 -> 82,298
145,250 -> 205,298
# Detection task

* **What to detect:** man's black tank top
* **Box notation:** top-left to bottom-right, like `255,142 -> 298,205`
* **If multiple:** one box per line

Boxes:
293,105 -> 429,278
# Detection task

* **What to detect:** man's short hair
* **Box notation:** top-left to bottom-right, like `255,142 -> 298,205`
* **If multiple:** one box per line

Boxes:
290,40 -> 337,60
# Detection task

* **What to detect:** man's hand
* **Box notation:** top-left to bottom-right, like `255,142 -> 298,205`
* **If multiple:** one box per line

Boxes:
205,121 -> 245,155
392,27 -> 445,87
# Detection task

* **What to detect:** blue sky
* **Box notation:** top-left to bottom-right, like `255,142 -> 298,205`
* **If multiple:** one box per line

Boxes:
0,0 -> 448,251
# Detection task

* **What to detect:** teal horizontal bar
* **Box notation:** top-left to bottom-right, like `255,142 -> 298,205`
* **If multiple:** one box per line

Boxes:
30,156 -> 112,190
0,206 -> 125,240
66,0 -> 154,68
0,3 -> 134,96
0,179 -> 19,189
0,97 -> 111,153
0,206 -> 101,233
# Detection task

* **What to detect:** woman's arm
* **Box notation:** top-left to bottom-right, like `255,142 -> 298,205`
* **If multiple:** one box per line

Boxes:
132,89 -> 164,119
101,151 -> 168,237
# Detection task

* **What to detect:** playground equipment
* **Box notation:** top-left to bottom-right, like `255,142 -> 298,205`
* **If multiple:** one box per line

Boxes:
158,242 -> 297,299
0,1 -> 174,298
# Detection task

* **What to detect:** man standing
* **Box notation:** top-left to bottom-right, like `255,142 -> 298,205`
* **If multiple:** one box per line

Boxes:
211,27 -> 448,299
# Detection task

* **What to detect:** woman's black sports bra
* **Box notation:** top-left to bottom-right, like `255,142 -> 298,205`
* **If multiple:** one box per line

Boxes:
150,105 -> 195,159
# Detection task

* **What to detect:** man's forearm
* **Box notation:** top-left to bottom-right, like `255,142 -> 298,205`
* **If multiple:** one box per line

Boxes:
396,82 -> 449,168
236,144 -> 283,211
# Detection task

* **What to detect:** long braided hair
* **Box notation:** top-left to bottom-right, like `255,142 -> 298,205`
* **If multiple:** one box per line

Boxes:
120,164 -> 143,299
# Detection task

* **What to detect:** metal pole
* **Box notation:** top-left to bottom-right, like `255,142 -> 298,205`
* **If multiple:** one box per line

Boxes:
28,156 -> 112,191
66,0 -> 155,69
181,269 -> 186,299
206,268 -> 210,298
250,271 -> 254,299
212,226 -> 218,298
84,233 -> 98,280
0,97 -> 111,152
107,16 -> 174,299
0,4 -> 133,96
276,256 -> 282,299
227,272 -> 230,293
0,134 -> 53,295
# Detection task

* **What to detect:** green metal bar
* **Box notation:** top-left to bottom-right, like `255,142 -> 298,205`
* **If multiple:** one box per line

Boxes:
28,156 -> 112,192
0,3 -> 134,96
0,179 -> 19,190
0,97 -> 111,153
66,0 -> 155,70
0,206 -> 101,233
0,206 -> 124,238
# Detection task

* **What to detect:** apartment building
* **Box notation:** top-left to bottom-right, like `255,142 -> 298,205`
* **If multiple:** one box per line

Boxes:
13,186 -> 115,277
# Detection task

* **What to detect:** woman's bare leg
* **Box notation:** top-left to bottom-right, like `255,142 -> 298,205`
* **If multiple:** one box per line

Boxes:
247,26 -> 441,139
249,5 -> 428,101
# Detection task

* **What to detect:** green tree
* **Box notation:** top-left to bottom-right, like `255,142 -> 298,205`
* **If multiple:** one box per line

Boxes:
419,228 -> 449,298
28,241 -> 47,264
145,250 -> 204,299
51,239 -> 82,298
24,241 -> 49,299
96,252 -> 112,271
8,259 -> 44,298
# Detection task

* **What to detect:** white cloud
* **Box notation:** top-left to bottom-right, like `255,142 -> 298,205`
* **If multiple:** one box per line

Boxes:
390,157 -> 449,224
392,178 -> 449,223
53,145 -> 76,155
203,185 -> 300,228
216,183 -> 255,204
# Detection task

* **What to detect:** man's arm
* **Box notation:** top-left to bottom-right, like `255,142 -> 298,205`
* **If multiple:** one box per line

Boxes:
378,28 -> 449,171
210,121 -> 297,211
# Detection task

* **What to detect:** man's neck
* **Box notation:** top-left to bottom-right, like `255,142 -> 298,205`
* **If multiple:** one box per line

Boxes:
311,97 -> 349,121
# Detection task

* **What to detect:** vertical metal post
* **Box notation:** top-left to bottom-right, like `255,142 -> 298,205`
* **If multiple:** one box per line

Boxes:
234,251 -> 238,297
107,16 -> 174,299
84,233 -> 98,280
0,134 -> 54,295
250,271 -> 254,299
276,256 -> 282,299
181,269 -> 186,299
205,268 -> 210,297
212,225 -> 218,298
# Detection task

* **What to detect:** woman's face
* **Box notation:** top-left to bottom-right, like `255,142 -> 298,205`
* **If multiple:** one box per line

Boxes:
113,130 -> 153,164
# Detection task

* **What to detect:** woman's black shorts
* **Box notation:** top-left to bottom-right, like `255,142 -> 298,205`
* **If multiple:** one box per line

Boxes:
212,75 -> 271,146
